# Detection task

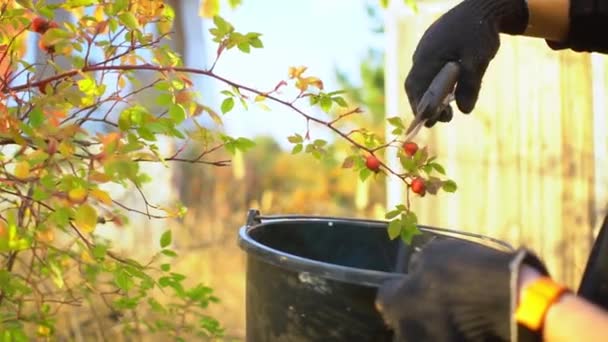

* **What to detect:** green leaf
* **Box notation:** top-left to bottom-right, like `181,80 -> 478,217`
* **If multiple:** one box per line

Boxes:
160,263 -> 171,272
287,134 -> 303,144
228,0 -> 242,8
114,268 -> 134,291
161,249 -> 177,257
29,107 -> 44,128
148,298 -> 166,313
118,12 -> 139,30
168,104 -> 187,123
333,96 -> 348,107
400,222 -> 421,245
221,97 -> 235,114
92,244 -> 107,260
387,219 -> 401,240
249,37 -> 263,48
291,144 -> 303,154
50,207 -> 70,227
313,139 -> 327,147
41,28 -> 74,46
442,180 -> 458,193
385,210 -> 401,220
156,93 -> 174,106
400,155 -> 416,173
237,42 -> 250,53
66,0 -> 97,6
160,230 -> 172,248
320,96 -> 332,112
387,116 -> 404,128
235,137 -> 255,152
49,261 -> 64,289
430,162 -> 446,175
359,167 -> 372,182
33,188 -> 50,201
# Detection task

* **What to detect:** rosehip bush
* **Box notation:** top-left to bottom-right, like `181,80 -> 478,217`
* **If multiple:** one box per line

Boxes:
0,0 -> 455,339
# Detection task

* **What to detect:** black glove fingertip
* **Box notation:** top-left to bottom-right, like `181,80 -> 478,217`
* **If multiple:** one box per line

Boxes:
437,106 -> 453,123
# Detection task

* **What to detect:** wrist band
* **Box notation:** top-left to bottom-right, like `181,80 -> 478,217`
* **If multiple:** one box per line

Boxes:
515,276 -> 570,332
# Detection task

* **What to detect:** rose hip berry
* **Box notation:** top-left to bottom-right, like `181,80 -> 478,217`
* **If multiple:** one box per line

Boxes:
365,154 -> 381,173
411,177 -> 426,196
31,17 -> 48,34
403,141 -> 418,157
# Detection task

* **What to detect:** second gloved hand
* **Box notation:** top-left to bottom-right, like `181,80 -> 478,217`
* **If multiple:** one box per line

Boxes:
375,238 -> 549,341
405,0 -> 529,127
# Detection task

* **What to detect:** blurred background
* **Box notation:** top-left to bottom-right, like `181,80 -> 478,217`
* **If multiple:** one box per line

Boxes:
22,0 -> 607,339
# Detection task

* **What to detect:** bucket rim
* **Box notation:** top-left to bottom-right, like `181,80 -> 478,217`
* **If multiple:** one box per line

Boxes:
237,215 -> 513,287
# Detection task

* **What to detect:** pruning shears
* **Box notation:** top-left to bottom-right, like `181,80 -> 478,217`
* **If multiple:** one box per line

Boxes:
404,61 -> 461,141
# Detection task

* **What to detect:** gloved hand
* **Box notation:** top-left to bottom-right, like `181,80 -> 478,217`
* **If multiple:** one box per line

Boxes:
375,238 -> 549,341
405,0 -> 529,127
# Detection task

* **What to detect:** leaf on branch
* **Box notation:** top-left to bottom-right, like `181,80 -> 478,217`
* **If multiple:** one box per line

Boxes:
221,97 -> 234,114
430,162 -> 446,175
287,134 -> 303,144
342,155 -> 355,169
333,96 -> 348,107
90,189 -> 112,205
201,105 -> 223,125
387,219 -> 401,240
291,144 -> 303,154
14,161 -> 30,180
68,188 -> 88,204
442,180 -> 458,193
387,116 -> 404,129
160,230 -> 172,248
168,104 -> 187,123
74,204 -> 98,233
319,96 -> 332,113
200,0 -> 220,18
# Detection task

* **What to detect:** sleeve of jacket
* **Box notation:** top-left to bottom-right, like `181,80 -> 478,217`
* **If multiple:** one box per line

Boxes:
545,0 -> 608,53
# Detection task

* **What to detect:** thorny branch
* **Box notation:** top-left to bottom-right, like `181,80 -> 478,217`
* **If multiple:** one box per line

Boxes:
6,63 -> 409,183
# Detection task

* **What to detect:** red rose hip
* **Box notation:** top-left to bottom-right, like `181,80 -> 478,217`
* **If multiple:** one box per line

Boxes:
411,177 -> 426,196
402,141 -> 418,157
365,154 -> 381,173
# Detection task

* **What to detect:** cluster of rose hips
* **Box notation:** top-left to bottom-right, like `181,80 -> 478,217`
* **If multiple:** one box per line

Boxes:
30,16 -> 59,53
364,140 -> 427,196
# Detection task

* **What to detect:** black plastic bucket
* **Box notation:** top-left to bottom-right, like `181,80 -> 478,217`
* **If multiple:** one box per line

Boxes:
237,209 -> 513,341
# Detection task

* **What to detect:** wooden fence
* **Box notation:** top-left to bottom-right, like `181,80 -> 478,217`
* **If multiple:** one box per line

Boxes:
384,0 -> 608,289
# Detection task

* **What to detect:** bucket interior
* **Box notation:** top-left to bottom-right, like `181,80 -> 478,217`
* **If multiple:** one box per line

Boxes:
247,219 -> 433,274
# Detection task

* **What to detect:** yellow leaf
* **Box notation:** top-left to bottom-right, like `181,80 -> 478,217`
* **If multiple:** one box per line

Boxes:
199,0 -> 220,18
254,94 -> 266,102
94,5 -> 105,22
37,325 -> 51,337
89,171 -> 111,183
304,76 -> 324,90
118,75 -> 126,88
58,140 -> 74,156
288,66 -> 307,79
68,188 -> 87,203
74,204 -> 98,233
14,161 -> 30,180
36,229 -> 55,243
90,188 -> 112,205
81,250 -> 94,264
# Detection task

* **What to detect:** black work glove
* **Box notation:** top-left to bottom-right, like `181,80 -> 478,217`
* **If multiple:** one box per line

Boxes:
405,0 -> 529,127
375,238 -> 549,342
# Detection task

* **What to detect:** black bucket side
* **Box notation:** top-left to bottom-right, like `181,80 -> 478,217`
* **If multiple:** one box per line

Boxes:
245,252 -> 393,341
238,214 -> 514,342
